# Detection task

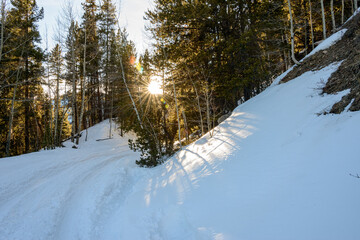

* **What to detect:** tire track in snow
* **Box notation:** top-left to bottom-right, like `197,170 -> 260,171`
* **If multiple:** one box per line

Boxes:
0,153 -> 128,240
51,153 -> 140,240
89,164 -> 148,239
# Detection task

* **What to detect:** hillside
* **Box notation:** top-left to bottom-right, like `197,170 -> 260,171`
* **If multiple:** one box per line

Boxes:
282,9 -> 360,113
1,14 -> 360,240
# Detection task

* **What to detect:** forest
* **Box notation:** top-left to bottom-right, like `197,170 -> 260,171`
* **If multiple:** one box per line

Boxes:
0,0 -> 358,166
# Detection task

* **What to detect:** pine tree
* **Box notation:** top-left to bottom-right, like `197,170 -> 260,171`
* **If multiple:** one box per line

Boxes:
80,0 -> 101,126
1,0 -> 44,156
98,0 -> 117,137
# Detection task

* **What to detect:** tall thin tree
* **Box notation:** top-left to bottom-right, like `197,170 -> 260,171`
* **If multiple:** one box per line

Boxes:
331,0 -> 336,32
309,0 -> 315,50
287,0 -> 300,65
320,0 -> 327,39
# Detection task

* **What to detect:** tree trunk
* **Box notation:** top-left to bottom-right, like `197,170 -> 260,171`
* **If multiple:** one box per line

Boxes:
71,25 -> 76,143
96,74 -> 102,122
342,0 -> 345,24
304,18 -> 308,55
47,57 -> 54,149
172,72 -> 182,147
54,70 -> 60,146
0,0 -> 5,63
108,73 -> 113,139
192,81 -> 204,136
109,84 -> 114,138
287,0 -> 300,65
31,103 -> 41,151
161,69 -> 169,149
85,116 -> 89,141
320,0 -> 327,40
186,67 -> 204,136
59,108 -> 69,146
205,81 -> 211,133
355,0 -> 358,11
6,70 -> 20,156
182,109 -> 189,142
77,31 -> 86,145
119,54 -> 143,129
309,0 -> 315,50
25,60 -> 30,152
331,0 -> 336,32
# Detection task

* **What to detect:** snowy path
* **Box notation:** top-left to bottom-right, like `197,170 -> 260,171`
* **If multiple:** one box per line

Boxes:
0,122 -> 144,240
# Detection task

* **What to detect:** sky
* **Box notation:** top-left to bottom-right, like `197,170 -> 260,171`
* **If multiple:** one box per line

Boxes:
36,0 -> 154,54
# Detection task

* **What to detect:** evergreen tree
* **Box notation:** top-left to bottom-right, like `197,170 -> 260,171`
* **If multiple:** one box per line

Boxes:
1,0 -> 44,156
80,0 -> 101,126
98,0 -> 117,137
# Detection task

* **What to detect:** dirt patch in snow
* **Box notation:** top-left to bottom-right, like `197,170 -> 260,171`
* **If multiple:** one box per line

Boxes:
281,12 -> 360,113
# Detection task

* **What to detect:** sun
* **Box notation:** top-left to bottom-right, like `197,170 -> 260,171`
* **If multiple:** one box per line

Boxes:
148,79 -> 162,95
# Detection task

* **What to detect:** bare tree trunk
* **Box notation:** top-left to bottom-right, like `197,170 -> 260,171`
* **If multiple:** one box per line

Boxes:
182,109 -> 189,142
205,81 -> 211,133
119,55 -> 143,129
342,0 -> 345,24
54,69 -> 60,146
71,24 -> 76,143
45,26 -> 54,149
145,116 -> 161,155
0,0 -> 6,63
185,67 -> 204,136
305,18 -> 308,55
59,107 -> 69,146
109,85 -> 114,138
331,0 -> 336,32
283,49 -> 288,70
77,30 -> 86,145
309,0 -> 315,50
108,83 -> 112,138
25,56 -> 30,152
321,0 -> 327,40
287,0 -> 300,65
161,69 -> 169,149
85,116 -> 89,141
192,81 -> 204,136
31,102 -> 41,151
281,33 -> 288,70
6,46 -> 24,155
171,72 -> 182,148
355,0 -> 358,11
6,71 -> 20,156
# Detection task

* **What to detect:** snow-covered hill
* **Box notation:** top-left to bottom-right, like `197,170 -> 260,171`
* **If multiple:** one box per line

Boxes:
1,32 -> 360,240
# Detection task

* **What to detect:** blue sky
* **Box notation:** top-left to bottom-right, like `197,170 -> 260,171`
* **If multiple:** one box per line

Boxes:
36,0 -> 153,54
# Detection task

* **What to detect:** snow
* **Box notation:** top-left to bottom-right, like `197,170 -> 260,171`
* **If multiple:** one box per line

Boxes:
1,64 -> 360,239
303,29 -> 347,60
345,7 -> 360,24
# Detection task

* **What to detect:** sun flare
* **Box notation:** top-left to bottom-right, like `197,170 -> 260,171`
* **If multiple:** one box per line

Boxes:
148,80 -> 162,95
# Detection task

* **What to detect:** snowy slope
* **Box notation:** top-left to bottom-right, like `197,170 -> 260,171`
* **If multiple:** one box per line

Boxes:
1,38 -> 360,239
104,62 -> 360,240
